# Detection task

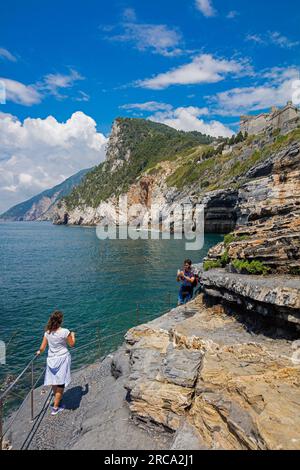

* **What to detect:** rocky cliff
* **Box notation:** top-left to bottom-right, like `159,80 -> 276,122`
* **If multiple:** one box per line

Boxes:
206,137 -> 300,274
53,121 -> 300,271
118,293 -> 300,450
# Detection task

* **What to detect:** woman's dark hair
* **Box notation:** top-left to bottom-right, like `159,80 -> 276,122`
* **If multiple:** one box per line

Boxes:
46,311 -> 63,333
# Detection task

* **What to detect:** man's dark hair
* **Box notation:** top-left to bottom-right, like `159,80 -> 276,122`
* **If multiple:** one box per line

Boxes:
184,259 -> 192,266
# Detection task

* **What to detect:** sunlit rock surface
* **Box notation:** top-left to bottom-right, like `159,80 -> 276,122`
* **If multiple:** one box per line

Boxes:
124,295 -> 300,450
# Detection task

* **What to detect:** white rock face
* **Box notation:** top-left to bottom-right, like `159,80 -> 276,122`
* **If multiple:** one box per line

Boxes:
106,120 -> 131,166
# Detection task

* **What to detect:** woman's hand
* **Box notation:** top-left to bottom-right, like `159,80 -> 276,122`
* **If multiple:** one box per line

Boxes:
36,350 -> 41,356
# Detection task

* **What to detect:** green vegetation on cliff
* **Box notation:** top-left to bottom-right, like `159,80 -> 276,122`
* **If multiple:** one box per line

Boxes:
167,127 -> 300,192
204,258 -> 271,275
64,120 -> 300,212
64,118 -> 214,209
224,233 -> 249,246
231,259 -> 271,275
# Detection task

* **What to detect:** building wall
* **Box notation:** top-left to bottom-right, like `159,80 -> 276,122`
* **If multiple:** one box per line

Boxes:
240,104 -> 299,136
271,106 -> 299,130
241,114 -> 269,135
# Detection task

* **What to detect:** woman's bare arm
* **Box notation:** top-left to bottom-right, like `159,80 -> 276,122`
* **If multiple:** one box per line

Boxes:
183,274 -> 195,283
36,336 -> 48,355
67,332 -> 76,348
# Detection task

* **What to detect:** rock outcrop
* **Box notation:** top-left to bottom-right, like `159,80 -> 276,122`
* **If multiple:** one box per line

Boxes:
201,268 -> 300,331
207,140 -> 300,273
106,118 -> 132,170
123,294 -> 300,450
202,189 -> 238,233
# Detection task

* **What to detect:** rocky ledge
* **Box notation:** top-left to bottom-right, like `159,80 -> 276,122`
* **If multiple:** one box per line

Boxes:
120,294 -> 300,450
200,269 -> 300,332
7,286 -> 300,450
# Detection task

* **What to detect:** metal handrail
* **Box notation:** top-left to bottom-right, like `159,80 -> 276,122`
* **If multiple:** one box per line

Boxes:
0,295 -> 175,449
0,356 -> 37,403
2,301 -> 169,382
1,365 -> 47,442
0,325 -> 132,446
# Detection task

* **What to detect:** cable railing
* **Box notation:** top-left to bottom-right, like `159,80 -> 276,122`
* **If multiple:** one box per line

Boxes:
0,330 -> 129,450
0,294 -> 177,450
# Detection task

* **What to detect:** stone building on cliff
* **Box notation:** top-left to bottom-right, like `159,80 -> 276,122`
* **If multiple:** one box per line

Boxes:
240,101 -> 300,136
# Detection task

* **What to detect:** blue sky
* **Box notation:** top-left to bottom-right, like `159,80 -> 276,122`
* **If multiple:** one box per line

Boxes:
0,0 -> 300,212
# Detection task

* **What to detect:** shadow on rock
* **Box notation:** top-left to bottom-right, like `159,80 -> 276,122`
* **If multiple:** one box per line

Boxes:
62,384 -> 89,410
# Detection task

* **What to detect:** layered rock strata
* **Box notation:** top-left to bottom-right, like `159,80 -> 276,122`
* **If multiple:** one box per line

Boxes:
200,269 -> 300,332
207,142 -> 300,273
122,295 -> 300,450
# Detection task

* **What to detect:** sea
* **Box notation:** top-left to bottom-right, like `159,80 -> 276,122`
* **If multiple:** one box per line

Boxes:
0,221 -> 222,412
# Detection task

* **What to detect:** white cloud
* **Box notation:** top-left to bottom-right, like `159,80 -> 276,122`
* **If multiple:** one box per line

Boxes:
1,69 -> 86,106
119,24 -> 182,56
0,112 -> 108,213
74,91 -> 90,102
37,69 -> 84,99
0,78 -> 42,105
122,102 -> 233,138
103,10 -> 183,57
269,31 -> 300,49
150,106 -> 233,138
212,67 -> 300,116
195,0 -> 217,17
120,101 -> 173,112
0,47 -> 17,62
246,34 -> 265,45
227,11 -> 239,19
137,54 -> 250,89
246,31 -> 300,49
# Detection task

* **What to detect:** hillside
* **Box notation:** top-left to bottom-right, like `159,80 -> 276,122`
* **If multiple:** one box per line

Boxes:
0,168 -> 91,221
63,118 -> 215,210
52,117 -> 300,275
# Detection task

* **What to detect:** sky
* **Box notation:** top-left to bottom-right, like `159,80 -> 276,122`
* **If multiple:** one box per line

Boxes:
0,0 -> 300,213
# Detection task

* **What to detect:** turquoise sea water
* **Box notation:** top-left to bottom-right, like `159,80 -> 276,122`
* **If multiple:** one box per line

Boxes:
0,221 -> 222,392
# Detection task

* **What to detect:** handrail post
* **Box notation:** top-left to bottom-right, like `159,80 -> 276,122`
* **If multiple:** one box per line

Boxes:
0,398 -> 3,451
168,292 -> 171,310
136,304 -> 139,325
30,361 -> 34,422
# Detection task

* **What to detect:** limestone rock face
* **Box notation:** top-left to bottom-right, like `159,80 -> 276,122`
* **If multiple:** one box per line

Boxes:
202,189 -> 238,233
106,120 -> 131,169
208,142 -> 300,274
125,296 -> 300,450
